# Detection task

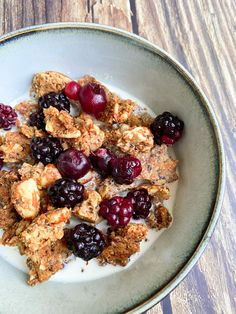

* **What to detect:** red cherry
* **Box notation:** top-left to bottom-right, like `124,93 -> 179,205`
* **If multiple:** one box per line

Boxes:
64,81 -> 81,100
79,83 -> 107,117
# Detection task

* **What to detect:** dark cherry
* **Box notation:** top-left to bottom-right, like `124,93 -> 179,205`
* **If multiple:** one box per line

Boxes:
57,148 -> 91,180
79,83 -> 107,117
90,148 -> 116,177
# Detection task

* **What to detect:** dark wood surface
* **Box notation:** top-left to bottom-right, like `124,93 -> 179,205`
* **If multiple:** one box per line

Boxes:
0,1 -> 235,313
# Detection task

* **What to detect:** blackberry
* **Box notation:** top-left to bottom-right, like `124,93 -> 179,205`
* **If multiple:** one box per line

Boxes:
28,109 -> 45,130
150,112 -> 184,145
0,103 -> 17,130
127,189 -> 152,219
38,92 -> 70,113
57,148 -> 91,179
65,223 -> 106,261
48,178 -> 84,208
110,156 -> 142,185
30,137 -> 63,165
99,196 -> 134,228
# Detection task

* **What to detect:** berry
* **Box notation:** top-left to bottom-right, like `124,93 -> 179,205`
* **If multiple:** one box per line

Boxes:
48,178 -> 84,208
127,189 -> 152,219
150,112 -> 184,145
79,83 -> 107,117
30,137 -> 63,165
57,148 -> 91,180
64,81 -> 81,100
28,109 -> 45,130
99,196 -> 134,228
39,92 -> 70,113
110,156 -> 142,185
90,148 -> 116,177
0,104 -> 17,130
65,223 -> 106,261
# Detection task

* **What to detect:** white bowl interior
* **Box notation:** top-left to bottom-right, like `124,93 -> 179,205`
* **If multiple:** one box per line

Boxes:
0,26 -> 220,314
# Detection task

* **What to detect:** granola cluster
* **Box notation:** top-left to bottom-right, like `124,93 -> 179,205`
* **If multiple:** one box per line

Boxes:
0,71 -> 179,285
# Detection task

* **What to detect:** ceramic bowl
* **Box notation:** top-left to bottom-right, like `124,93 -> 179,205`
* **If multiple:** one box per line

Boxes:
0,23 -> 225,314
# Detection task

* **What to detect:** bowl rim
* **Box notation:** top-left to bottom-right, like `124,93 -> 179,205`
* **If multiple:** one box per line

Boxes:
0,22 -> 226,313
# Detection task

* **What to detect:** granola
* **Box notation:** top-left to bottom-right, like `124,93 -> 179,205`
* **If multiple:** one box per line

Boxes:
136,145 -> 178,184
0,170 -> 19,230
65,113 -> 105,155
11,178 -> 40,219
98,224 -> 148,266
0,71 -> 183,285
117,124 -> 154,153
44,107 -> 81,138
1,132 -> 30,163
73,190 -> 102,224
31,71 -> 71,98
147,206 -> 172,230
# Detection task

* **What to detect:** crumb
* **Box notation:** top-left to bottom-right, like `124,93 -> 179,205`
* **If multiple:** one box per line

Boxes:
44,107 -> 81,138
15,101 -> 39,118
113,223 -> 148,242
19,124 -> 46,139
135,144 -> 178,184
0,170 -> 19,230
19,207 -> 71,254
11,178 -> 40,219
27,239 -> 71,286
18,162 -> 44,184
147,206 -> 172,230
98,177 -> 139,199
65,113 -> 104,155
1,220 -> 30,247
1,132 -> 30,163
138,184 -> 170,201
127,112 -> 154,127
40,164 -> 62,189
73,190 -> 102,223
31,71 -> 71,98
100,95 -> 135,124
117,124 -> 154,153
98,223 -> 148,266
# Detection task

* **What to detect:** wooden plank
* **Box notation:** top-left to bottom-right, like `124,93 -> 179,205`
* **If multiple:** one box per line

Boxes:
90,0 -> 132,31
135,0 -> 236,313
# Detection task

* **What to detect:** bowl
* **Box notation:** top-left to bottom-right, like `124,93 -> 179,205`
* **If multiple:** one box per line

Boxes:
0,23 -> 225,314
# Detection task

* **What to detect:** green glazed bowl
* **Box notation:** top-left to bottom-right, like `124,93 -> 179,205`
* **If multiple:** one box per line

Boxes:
0,23 -> 225,314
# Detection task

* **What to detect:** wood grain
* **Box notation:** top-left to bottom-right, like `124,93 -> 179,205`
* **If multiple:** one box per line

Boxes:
0,0 -> 235,313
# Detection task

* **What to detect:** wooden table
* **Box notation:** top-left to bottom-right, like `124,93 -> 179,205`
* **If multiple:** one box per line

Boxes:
0,1 -> 235,313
